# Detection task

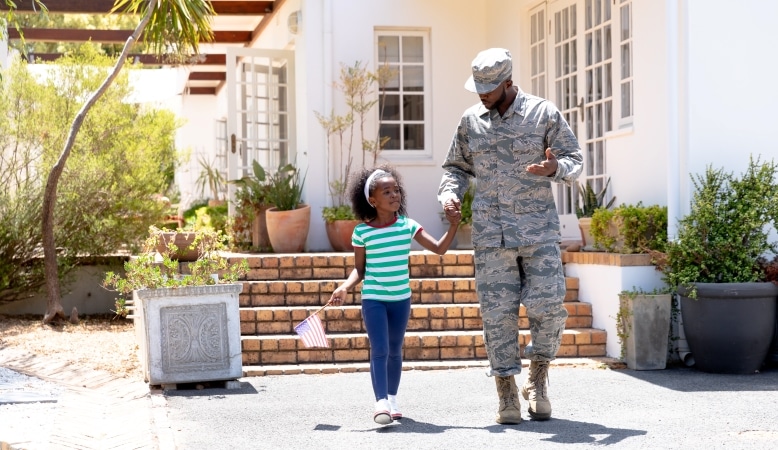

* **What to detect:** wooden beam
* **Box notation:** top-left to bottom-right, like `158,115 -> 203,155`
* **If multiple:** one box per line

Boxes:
187,87 -> 217,96
1,0 -> 274,15
7,28 -> 252,44
188,72 -> 227,81
24,53 -> 227,66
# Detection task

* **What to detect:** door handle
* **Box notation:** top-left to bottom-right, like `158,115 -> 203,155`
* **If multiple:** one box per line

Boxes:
577,97 -> 585,119
230,134 -> 237,154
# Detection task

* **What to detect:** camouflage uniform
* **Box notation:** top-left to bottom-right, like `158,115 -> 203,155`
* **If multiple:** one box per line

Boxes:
438,54 -> 582,377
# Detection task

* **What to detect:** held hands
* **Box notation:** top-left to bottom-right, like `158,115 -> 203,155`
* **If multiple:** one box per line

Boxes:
526,148 -> 558,177
443,198 -> 462,225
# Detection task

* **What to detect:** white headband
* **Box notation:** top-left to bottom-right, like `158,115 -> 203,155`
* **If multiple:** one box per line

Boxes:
364,170 -> 388,205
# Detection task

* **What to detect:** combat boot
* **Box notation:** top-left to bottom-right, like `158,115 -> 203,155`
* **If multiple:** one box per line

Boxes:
494,375 -> 522,424
521,360 -> 551,420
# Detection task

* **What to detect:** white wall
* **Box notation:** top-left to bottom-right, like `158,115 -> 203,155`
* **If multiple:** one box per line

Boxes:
684,0 -> 778,183
565,262 -> 667,358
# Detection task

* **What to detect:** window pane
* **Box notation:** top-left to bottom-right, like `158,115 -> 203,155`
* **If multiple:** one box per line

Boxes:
540,43 -> 546,72
405,124 -> 425,150
585,32 -> 592,66
381,94 -> 401,120
402,36 -> 423,63
403,94 -> 424,121
378,36 -> 400,63
571,5 -> 577,36
621,43 -> 631,78
621,82 -> 632,118
604,62 -> 612,97
621,5 -> 631,41
586,0 -> 592,29
539,11 -> 545,37
383,64 -> 401,91
380,124 -> 401,150
604,100 -> 612,132
604,25 -> 612,60
403,66 -> 424,91
595,28 -> 602,63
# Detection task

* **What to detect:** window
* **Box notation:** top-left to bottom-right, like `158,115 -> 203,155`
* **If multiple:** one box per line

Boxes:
529,6 -> 547,98
376,30 -> 431,158
619,0 -> 633,121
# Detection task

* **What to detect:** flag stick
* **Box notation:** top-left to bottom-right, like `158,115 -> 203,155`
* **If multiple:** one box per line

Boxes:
307,300 -> 333,318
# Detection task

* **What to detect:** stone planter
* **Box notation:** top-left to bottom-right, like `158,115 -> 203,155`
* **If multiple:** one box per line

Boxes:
133,284 -> 243,385
578,217 -> 593,249
679,282 -> 778,374
455,223 -> 473,250
618,293 -> 672,370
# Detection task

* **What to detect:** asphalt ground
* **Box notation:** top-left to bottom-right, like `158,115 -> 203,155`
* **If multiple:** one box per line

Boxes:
4,361 -> 778,449
164,363 -> 778,450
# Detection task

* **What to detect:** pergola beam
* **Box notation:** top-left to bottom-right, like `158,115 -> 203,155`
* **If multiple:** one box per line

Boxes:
0,0 -> 273,15
24,53 -> 228,66
7,28 -> 252,44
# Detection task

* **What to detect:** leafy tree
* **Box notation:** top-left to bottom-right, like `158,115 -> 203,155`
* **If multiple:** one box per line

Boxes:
38,0 -> 214,323
0,46 -> 180,307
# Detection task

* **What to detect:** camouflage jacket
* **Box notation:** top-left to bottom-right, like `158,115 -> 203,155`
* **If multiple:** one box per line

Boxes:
438,89 -> 583,248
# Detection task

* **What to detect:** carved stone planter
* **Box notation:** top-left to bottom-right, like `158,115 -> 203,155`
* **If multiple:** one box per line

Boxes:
133,284 -> 243,385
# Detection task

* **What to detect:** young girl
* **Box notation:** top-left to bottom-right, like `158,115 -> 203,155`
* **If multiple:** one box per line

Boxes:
329,165 -> 461,425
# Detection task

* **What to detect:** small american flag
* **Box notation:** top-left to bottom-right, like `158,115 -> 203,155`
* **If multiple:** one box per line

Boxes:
294,313 -> 329,348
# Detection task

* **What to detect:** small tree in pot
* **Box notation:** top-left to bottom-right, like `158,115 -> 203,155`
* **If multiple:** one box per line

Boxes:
657,156 -> 778,374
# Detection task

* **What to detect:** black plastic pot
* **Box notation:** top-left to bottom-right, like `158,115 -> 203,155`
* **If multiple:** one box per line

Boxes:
679,282 -> 778,374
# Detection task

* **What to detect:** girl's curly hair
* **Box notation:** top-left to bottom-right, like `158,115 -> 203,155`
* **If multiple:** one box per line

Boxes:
347,164 -> 408,221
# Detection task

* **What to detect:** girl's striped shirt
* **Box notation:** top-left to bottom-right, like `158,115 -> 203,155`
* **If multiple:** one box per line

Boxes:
352,215 -> 421,302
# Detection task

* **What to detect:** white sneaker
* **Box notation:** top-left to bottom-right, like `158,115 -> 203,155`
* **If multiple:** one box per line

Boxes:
388,394 -> 402,420
373,398 -> 392,425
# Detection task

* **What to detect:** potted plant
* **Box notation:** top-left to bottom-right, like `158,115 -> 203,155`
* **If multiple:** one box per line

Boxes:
265,162 -> 310,253
590,203 -> 668,254
195,155 -> 226,207
231,160 -> 272,251
658,156 -> 778,374
617,287 -> 673,370
316,61 -> 394,251
103,226 -> 249,385
575,177 -> 616,249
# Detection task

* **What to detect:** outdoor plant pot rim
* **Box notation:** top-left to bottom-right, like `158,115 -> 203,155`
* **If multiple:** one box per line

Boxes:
677,282 -> 778,298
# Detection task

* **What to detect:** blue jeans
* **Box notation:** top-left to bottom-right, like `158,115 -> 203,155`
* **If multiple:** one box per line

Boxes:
362,298 -> 411,400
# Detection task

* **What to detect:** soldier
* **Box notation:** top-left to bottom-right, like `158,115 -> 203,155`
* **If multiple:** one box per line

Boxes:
438,48 -> 583,424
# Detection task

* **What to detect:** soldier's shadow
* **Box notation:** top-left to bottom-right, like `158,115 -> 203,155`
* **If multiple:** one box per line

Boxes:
352,417 -> 645,444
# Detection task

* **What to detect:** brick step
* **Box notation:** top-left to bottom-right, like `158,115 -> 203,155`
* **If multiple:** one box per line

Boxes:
239,302 -> 593,335
242,357 -> 622,377
230,250 -> 476,281
240,328 -> 606,366
239,277 -> 580,308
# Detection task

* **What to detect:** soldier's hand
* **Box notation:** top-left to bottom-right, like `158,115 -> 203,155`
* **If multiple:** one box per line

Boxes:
526,148 -> 558,177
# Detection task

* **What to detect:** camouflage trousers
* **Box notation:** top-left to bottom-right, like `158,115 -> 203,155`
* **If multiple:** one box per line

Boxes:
474,243 -> 568,377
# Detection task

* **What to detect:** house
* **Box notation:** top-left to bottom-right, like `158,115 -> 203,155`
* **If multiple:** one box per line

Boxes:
2,0 -> 776,355
3,0 -> 775,250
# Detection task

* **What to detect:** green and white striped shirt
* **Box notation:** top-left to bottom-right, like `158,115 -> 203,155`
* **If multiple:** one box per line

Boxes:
352,215 -> 421,302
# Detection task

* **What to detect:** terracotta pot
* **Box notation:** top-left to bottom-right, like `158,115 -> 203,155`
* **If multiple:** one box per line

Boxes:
155,231 -> 200,261
251,205 -> 272,251
325,219 -> 361,252
265,204 -> 311,253
578,217 -> 593,247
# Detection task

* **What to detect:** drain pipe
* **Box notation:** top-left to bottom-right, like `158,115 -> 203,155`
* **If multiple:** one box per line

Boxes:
667,0 -> 694,366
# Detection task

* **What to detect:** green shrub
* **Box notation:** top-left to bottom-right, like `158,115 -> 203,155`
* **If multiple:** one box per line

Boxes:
590,203 -> 668,253
0,47 -> 180,306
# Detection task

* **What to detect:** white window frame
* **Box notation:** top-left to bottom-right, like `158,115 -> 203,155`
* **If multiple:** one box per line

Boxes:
374,28 -> 432,162
617,0 -> 634,128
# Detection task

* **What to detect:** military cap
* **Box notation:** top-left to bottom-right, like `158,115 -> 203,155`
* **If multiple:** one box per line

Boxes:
464,48 -> 512,94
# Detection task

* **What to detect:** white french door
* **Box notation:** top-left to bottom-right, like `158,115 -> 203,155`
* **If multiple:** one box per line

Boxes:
534,0 -> 615,239
226,48 -> 296,211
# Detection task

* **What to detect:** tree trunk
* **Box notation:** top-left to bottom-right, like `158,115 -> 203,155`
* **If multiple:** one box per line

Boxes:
42,2 -> 154,324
